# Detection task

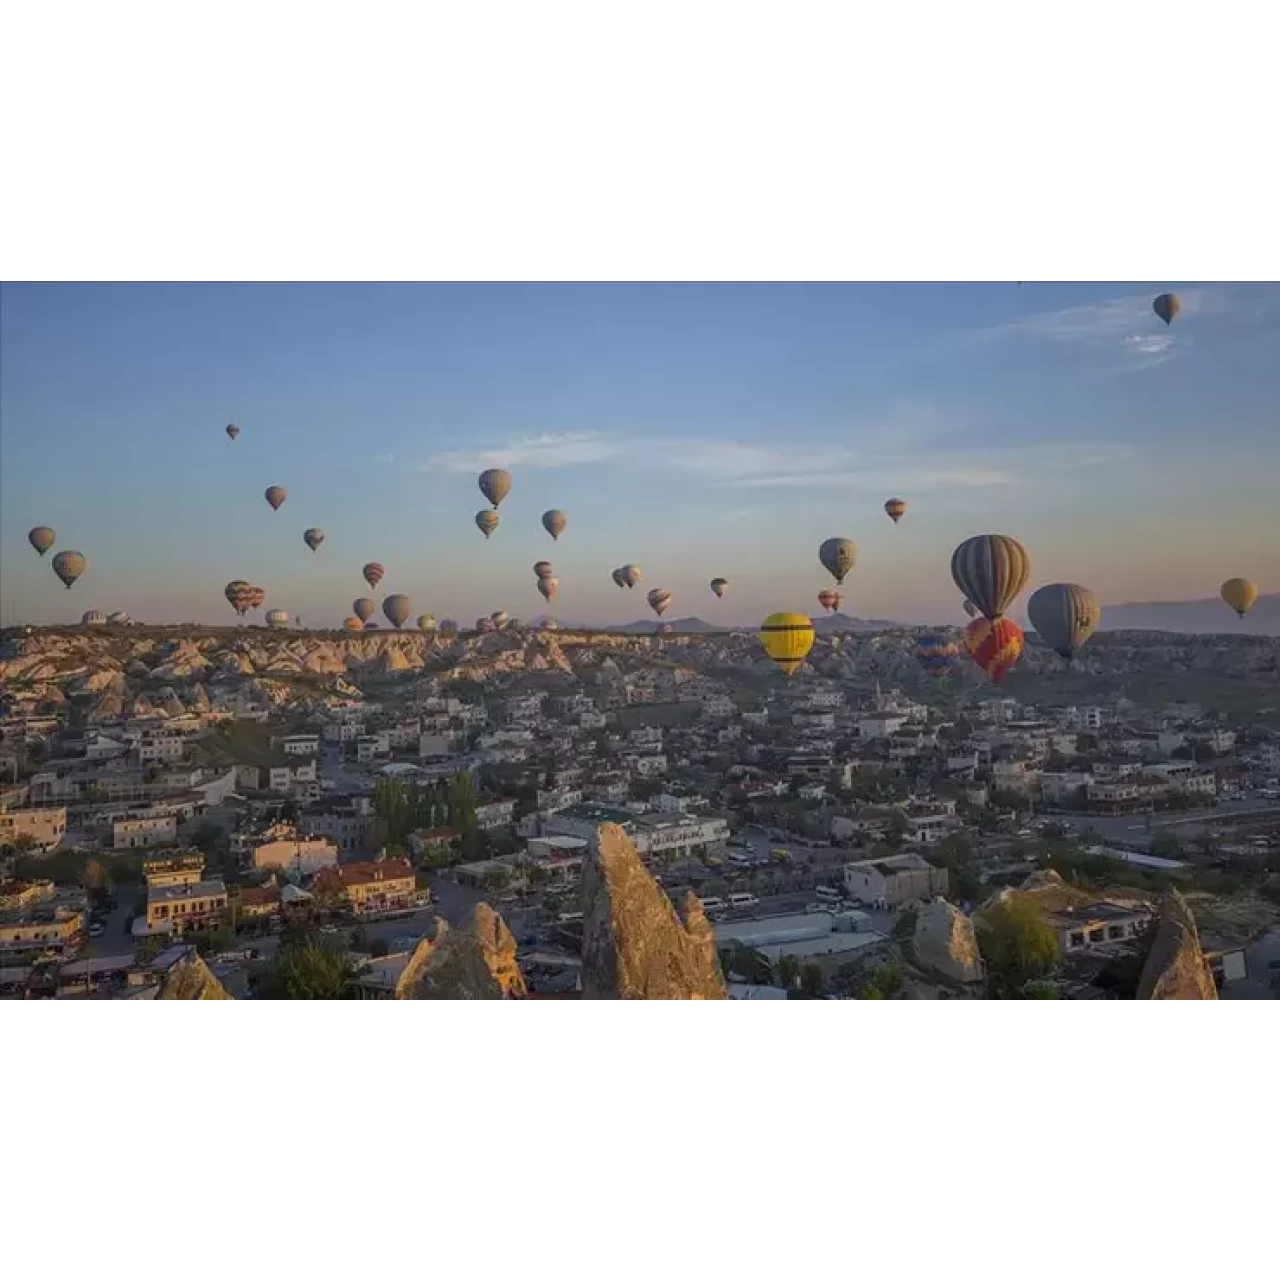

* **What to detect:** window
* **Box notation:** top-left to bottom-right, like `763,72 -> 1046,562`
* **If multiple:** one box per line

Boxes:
1069,931 -> 1085,948
1088,928 -> 1105,943
1107,926 -> 1123,940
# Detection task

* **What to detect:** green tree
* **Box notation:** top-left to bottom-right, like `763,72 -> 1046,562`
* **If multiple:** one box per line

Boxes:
977,897 -> 1061,994
1022,979 -> 1060,999
259,933 -> 362,999
1150,830 -> 1183,858
775,954 -> 800,991
723,944 -> 773,986
82,857 -> 112,909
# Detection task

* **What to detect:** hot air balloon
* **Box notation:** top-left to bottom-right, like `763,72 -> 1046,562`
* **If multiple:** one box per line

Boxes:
490,610 -> 509,627
819,538 -> 856,585
107,611 -> 130,625
81,610 -> 106,626
541,509 -> 566,540
656,623 -> 673,636
914,631 -> 960,676
265,486 -> 287,511
478,469 -> 512,508
533,560 -> 554,580
621,565 -> 642,589
710,578 -> 729,599
417,614 -> 437,632
383,594 -> 411,629
225,424 -> 240,441
353,597 -> 376,623
1153,293 -> 1181,326
476,510 -> 500,539
884,498 -> 907,524
758,612 -> 816,677
1027,583 -> 1101,660
304,528 -> 325,552
439,619 -> 459,638
962,598 -> 978,619
540,618 -> 560,631
28,527 -> 55,557
476,616 -> 497,634
817,589 -> 841,614
646,588 -> 672,618
245,587 -> 266,612
1221,578 -> 1258,619
964,616 -> 1024,684
343,616 -> 364,632
266,609 -> 290,629
538,577 -> 560,602
51,551 -> 86,590
362,563 -> 385,590
950,534 -> 1030,620
611,568 -> 626,589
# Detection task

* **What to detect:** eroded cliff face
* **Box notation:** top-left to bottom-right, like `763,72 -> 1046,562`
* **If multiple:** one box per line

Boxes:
396,904 -> 527,1000
1136,890 -> 1219,1001
911,899 -> 984,985
580,822 -> 727,1000
156,953 -> 233,1000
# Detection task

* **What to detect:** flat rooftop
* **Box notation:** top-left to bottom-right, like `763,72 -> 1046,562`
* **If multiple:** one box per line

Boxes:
149,879 -> 227,904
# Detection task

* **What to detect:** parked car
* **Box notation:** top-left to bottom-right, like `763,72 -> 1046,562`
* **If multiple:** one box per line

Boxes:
88,922 -> 105,938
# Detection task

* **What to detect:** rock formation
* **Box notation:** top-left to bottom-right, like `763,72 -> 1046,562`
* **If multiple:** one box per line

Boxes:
397,903 -> 526,999
911,899 -> 984,985
581,822 -> 727,999
157,952 -> 233,1000
1136,890 -> 1218,1000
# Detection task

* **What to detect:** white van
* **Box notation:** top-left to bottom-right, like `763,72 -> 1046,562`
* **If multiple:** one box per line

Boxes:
555,910 -> 584,925
700,897 -> 728,914
728,892 -> 759,911
815,885 -> 843,904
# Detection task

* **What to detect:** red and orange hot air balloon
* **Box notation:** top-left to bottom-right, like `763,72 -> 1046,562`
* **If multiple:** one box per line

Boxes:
817,589 -> 841,614
964,616 -> 1024,684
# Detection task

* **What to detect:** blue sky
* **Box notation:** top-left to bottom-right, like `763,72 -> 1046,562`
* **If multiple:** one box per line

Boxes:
3,282 -> 1278,628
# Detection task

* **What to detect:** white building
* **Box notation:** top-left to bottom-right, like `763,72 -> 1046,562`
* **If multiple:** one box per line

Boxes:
476,798 -> 518,831
113,813 -> 178,849
859,711 -> 907,740
276,734 -> 320,757
630,813 -> 729,860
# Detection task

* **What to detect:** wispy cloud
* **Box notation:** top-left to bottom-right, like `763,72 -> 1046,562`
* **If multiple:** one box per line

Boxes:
372,451 -> 396,463
420,431 -> 621,473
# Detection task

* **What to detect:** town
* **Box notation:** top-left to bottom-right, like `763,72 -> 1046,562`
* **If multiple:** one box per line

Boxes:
3,618 -> 1279,999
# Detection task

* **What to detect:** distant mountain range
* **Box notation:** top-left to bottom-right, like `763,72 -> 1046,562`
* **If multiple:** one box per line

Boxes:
1096,592 -> 1280,637
530,612 -> 903,635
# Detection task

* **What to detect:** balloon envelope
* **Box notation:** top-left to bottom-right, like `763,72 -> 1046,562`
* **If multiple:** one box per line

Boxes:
950,534 -> 1030,620
343,616 -> 364,632
52,550 -> 86,589
383,594 -> 411,629
759,612 -> 816,677
1153,293 -> 1181,325
28,527 -> 55,557
914,631 -> 960,676
541,509 -> 566,540
81,610 -> 106,626
1027,582 -> 1101,659
962,598 -> 978,618
1221,577 -> 1258,618
621,565 -> 642,589
533,560 -> 554,579
646,588 -> 672,617
304,528 -> 324,552
225,424 -> 240,440
538,576 -> 560,602
884,498 -> 907,524
362,563 -> 385,589
965,616 -> 1024,684
611,568 -> 626,589
266,609 -> 290,629
417,614 -> 437,631
819,537 -> 856,585
710,578 -> 729,598
817,589 -> 840,614
353,597 -> 376,623
265,486 -> 287,511
476,510 -> 500,538
478,468 -> 512,508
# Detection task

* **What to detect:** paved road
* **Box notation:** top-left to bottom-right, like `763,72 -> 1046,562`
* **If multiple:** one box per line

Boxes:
1221,926 -> 1280,1001
1045,800 -> 1280,848
82,887 -> 140,958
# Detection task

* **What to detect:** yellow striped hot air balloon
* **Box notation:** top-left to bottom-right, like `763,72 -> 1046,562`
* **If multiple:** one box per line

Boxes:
1220,578 -> 1257,619
758,612 -> 815,677
884,498 -> 907,524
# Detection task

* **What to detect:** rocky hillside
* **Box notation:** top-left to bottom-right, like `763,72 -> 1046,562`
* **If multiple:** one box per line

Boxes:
3,621 -> 1278,721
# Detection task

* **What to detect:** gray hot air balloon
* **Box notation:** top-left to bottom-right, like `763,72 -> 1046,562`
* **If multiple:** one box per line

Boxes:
1153,293 -> 1181,326
52,550 -> 86,589
107,611 -> 130,625
265,609 -> 291,629
611,568 -> 626,589
478,468 -> 512,508
962,598 -> 978,619
819,538 -> 857,585
1028,583 -> 1102,660
304,528 -> 325,552
81,610 -> 106,626
439,619 -> 459,638
265,486 -> 287,511
533,560 -> 554,580
621,564 -> 642,589
541,509 -> 567,541
353,597 -> 376,623
226,424 -> 240,441
710,577 -> 729,599
950,534 -> 1030,621
537,576 -> 560,602
647,588 -> 672,618
383,594 -> 411,629
490,610 -> 509,626
28,527 -> 56,557
476,510 -> 500,539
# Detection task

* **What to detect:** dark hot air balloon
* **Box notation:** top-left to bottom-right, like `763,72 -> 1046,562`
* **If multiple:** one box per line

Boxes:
884,498 -> 907,524
710,578 -> 729,598
265,486 -> 287,511
647,588 -> 672,618
1027,583 -> 1101,660
478,469 -> 512,508
383,594 -> 411,629
52,550 -> 86,589
28,527 -> 56,557
226,424 -> 240,441
541,510 -> 566,540
1153,293 -> 1181,325
950,534 -> 1030,620
304,528 -> 324,552
353,597 -> 376,623
819,538 -> 856,585
476,510 -> 500,539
